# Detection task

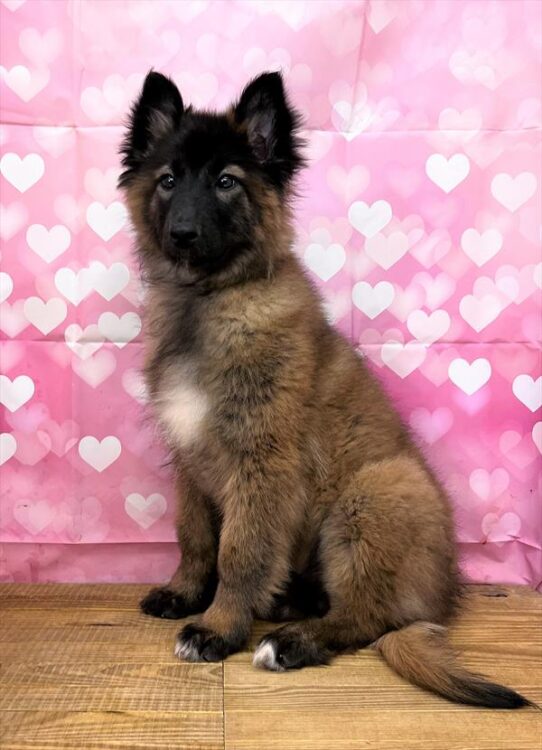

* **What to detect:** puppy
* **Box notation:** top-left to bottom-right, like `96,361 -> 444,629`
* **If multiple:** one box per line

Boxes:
118,70 -> 532,708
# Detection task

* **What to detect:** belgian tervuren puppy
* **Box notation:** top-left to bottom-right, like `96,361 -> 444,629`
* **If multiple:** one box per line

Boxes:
118,70 -> 533,708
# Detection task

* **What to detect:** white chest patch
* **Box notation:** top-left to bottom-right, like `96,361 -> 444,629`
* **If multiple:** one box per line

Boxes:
154,369 -> 209,448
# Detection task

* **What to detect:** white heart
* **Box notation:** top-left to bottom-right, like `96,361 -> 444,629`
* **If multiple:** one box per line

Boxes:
24,296 -> 67,334
0,271 -> 13,303
512,375 -> 542,413
381,341 -> 426,378
460,228 -> 503,266
0,300 -> 29,337
86,201 -> 127,241
124,493 -> 167,529
72,349 -> 117,388
352,281 -> 395,319
122,369 -> 148,404
448,358 -> 491,395
0,374 -> 35,412
54,266 -> 94,305
406,309 -> 451,345
0,432 -> 17,465
459,294 -> 502,332
0,65 -> 49,101
26,223 -> 71,263
491,172 -> 537,212
0,152 -> 45,192
365,231 -> 409,270
303,243 -> 345,281
33,126 -> 76,158
98,312 -> 142,349
65,323 -> 104,360
78,435 -> 121,472
92,261 -> 131,300
425,153 -> 470,193
348,200 -> 392,239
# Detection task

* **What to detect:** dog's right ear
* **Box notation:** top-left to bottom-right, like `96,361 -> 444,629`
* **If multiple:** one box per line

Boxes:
119,71 -> 183,184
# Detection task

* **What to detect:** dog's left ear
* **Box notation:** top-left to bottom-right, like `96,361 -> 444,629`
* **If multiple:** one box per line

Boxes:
119,70 -> 183,185
234,72 -> 303,184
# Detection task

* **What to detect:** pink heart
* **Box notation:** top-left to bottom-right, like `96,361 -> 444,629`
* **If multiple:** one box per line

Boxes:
84,167 -> 121,204
409,407 -> 454,445
117,421 -> 154,457
388,284 -> 425,323
36,419 -> 79,457
493,345 -> 540,381
411,272 -> 456,310
481,512 -> 521,542
419,348 -> 460,387
5,402 -> 50,433
410,229 -> 452,268
311,219 -> 354,248
14,499 -> 55,535
452,388 -> 491,415
499,430 -> 538,469
387,167 -> 422,199
327,165 -> 370,204
72,497 -> 109,543
0,341 -> 24,372
469,468 -> 509,501
11,430 -> 51,465
0,202 -> 28,241
495,264 -> 537,305
358,328 -> 404,368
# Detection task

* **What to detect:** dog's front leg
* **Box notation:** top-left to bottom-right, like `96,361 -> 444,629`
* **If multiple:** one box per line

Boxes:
174,456 -> 301,662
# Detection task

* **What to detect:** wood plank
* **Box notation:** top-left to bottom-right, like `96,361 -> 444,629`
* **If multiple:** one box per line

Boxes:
224,708 -> 541,750
224,585 -> 542,750
0,583 -> 148,610
0,710 -> 223,750
0,583 -> 223,750
1,661 -> 222,712
0,583 -> 540,750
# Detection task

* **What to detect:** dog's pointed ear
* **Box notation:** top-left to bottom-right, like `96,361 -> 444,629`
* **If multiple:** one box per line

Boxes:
234,72 -> 303,184
119,71 -> 183,182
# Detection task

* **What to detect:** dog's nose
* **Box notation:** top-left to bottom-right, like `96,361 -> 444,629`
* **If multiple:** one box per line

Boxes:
170,224 -> 199,246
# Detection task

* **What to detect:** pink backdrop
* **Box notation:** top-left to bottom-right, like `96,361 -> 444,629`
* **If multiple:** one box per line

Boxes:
0,0 -> 541,588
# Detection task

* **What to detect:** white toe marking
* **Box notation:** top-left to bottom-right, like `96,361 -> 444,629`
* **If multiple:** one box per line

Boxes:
253,640 -> 284,671
174,637 -> 202,662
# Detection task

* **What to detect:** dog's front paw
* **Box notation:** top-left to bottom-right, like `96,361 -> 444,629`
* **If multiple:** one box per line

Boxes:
139,587 -> 193,619
175,622 -> 245,662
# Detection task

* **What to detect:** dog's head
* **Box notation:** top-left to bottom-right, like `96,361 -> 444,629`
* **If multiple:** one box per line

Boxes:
118,71 -> 303,283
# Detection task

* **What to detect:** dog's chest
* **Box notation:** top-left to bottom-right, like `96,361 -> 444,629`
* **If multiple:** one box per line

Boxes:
153,364 -> 210,449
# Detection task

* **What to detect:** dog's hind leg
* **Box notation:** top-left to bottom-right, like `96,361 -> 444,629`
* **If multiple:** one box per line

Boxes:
254,455 -> 457,670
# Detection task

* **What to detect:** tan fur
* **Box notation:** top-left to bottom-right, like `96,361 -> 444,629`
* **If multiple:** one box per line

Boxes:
122,96 -> 532,708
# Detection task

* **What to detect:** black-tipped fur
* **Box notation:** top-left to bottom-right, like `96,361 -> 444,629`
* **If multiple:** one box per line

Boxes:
119,70 -> 184,185
234,71 -> 305,187
449,676 -> 534,709
177,622 -> 247,662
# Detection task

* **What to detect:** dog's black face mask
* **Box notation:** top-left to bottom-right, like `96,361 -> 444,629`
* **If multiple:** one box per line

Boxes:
119,71 -> 303,277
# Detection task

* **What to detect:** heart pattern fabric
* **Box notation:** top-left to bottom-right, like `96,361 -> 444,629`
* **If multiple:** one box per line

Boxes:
0,0 -> 540,588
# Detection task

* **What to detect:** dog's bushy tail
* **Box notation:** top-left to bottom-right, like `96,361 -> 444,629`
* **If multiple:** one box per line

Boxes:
371,621 -> 534,709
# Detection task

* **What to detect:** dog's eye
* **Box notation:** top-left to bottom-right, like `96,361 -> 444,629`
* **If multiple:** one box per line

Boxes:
159,174 -> 175,190
216,174 -> 237,191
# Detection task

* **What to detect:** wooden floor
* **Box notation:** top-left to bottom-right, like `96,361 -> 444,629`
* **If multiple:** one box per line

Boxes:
0,584 -> 540,750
